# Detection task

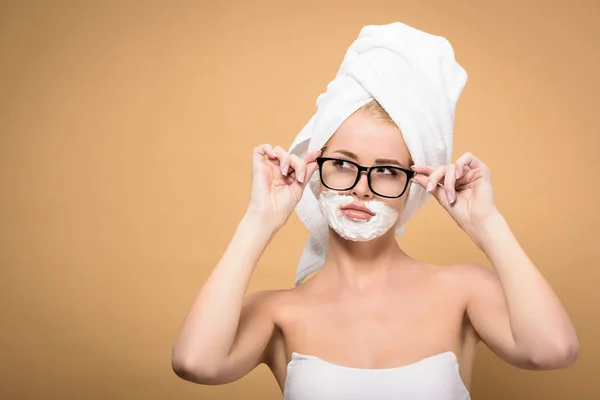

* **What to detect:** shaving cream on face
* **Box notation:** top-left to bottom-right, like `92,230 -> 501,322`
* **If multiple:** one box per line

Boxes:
318,191 -> 399,241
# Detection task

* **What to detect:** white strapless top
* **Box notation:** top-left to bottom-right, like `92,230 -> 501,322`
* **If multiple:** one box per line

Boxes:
283,351 -> 470,400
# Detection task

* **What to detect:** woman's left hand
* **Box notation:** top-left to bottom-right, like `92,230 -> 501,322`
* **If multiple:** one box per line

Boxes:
410,152 -> 499,234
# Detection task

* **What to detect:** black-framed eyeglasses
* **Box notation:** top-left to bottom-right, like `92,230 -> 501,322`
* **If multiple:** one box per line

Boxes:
316,157 -> 415,198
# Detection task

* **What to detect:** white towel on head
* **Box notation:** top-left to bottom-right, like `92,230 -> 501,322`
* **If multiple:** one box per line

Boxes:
288,22 -> 468,286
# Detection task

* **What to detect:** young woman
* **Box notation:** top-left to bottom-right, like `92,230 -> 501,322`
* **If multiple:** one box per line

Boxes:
171,100 -> 578,399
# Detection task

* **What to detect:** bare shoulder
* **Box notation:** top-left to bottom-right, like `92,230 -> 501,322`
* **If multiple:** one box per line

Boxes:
243,288 -> 291,313
407,261 -> 500,306
243,286 -> 304,320
433,262 -> 501,302
435,261 -> 497,284
245,284 -> 318,336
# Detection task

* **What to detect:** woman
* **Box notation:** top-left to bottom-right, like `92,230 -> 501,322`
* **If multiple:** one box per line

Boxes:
171,99 -> 578,399
172,22 -> 578,399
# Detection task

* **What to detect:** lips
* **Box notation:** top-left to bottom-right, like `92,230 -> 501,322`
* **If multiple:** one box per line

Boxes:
340,203 -> 375,220
341,203 -> 375,215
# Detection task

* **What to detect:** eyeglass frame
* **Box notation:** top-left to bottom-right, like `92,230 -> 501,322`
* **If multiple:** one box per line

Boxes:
315,157 -> 416,198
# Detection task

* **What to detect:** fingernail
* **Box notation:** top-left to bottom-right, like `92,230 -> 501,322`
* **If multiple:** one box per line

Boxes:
272,151 -> 278,157
298,172 -> 305,182
447,192 -> 454,203
455,171 -> 460,179
282,163 -> 288,176
426,182 -> 433,192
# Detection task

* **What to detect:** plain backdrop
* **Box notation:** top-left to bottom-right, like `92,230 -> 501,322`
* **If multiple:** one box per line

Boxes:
1,0 -> 599,399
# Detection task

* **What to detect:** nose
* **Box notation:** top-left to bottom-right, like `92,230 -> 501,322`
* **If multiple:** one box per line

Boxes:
351,171 -> 374,199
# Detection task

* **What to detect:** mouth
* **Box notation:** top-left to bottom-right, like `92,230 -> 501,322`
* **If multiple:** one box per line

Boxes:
340,203 -> 375,220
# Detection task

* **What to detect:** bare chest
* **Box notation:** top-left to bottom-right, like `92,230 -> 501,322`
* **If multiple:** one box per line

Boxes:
276,286 -> 467,369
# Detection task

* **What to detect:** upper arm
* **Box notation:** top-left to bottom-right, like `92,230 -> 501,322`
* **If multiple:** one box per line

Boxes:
460,263 -> 534,369
192,290 -> 277,385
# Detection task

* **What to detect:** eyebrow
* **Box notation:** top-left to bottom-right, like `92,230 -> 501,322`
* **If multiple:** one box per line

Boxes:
331,149 -> 406,167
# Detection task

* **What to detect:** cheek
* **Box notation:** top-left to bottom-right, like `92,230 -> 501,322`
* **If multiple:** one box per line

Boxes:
318,182 -> 329,194
386,196 -> 407,212
318,182 -> 347,194
311,175 -> 328,197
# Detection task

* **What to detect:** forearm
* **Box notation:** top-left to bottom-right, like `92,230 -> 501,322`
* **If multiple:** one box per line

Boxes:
172,214 -> 275,368
469,211 -> 578,361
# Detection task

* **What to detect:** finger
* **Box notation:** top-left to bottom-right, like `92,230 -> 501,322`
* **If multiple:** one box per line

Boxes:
410,164 -> 435,176
456,164 -> 473,185
410,173 -> 428,189
444,164 -> 456,204
304,160 -> 319,184
426,165 -> 447,193
253,144 -> 276,165
273,146 -> 291,176
304,149 -> 322,164
288,154 -> 306,182
290,160 -> 320,196
261,144 -> 278,160
254,144 -> 278,159
455,160 -> 462,180
426,167 -> 451,207
455,152 -> 484,178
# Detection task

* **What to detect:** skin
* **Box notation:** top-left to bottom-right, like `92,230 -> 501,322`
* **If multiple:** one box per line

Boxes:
171,109 -> 579,393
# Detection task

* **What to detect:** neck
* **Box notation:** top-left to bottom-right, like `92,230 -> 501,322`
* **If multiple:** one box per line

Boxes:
319,228 -> 411,292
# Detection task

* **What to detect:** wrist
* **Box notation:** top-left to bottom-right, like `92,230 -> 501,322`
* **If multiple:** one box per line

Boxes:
241,211 -> 280,237
466,209 -> 505,249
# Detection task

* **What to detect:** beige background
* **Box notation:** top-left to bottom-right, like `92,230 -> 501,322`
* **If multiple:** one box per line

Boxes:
1,0 -> 599,399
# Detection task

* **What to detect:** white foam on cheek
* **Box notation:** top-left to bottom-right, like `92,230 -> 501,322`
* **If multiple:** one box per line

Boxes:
318,190 -> 399,242
363,197 -> 395,216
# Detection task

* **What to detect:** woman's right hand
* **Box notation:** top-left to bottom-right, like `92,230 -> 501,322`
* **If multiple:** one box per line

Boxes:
246,144 -> 321,231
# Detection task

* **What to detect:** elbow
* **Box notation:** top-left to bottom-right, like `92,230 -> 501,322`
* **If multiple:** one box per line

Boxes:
529,338 -> 579,369
556,339 -> 580,368
171,356 -> 194,380
171,353 -> 221,384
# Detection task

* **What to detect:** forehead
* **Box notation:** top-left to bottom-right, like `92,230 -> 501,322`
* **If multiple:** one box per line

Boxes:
325,110 -> 410,163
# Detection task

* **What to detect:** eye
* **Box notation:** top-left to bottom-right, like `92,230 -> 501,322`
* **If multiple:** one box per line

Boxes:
374,167 -> 398,175
332,159 -> 354,169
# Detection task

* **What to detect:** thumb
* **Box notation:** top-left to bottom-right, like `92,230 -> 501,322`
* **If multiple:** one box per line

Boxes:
293,161 -> 319,195
251,146 -> 268,174
289,161 -> 318,203
424,179 -> 450,208
412,175 -> 447,205
304,161 -> 319,185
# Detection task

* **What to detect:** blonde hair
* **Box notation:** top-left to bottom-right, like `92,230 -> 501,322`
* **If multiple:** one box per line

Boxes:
359,99 -> 395,125
322,99 -> 414,166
